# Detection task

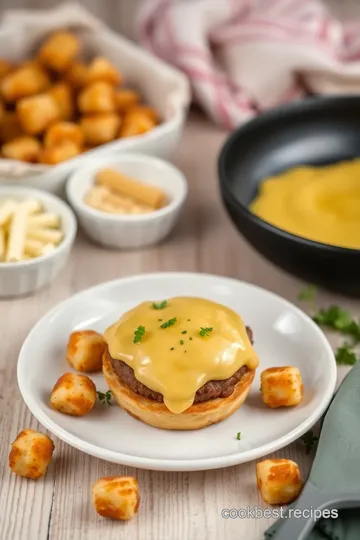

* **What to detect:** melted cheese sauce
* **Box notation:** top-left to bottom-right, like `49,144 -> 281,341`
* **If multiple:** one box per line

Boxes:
104,297 -> 259,413
250,160 -> 360,250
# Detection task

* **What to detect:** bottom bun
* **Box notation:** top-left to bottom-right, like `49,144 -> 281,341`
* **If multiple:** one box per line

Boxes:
102,351 -> 256,430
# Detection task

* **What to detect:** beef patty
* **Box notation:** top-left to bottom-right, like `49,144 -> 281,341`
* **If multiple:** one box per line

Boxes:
108,326 -> 254,403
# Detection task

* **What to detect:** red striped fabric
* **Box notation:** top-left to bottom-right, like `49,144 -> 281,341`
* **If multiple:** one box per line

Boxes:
138,0 -> 360,129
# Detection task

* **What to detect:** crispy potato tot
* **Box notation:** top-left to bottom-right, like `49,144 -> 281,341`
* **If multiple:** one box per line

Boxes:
9,429 -> 55,479
50,372 -> 97,416
114,89 -> 140,112
44,121 -> 84,149
1,65 -> 50,102
39,31 -> 80,72
17,93 -> 60,135
67,330 -> 106,372
119,107 -> 157,138
0,112 -> 23,143
92,476 -> 140,520
0,100 -> 4,124
130,105 -> 159,123
260,366 -> 303,408
48,83 -> 74,121
80,113 -> 121,146
78,82 -> 115,114
65,62 -> 89,89
0,59 -> 13,81
39,141 -> 81,165
256,459 -> 303,505
87,56 -> 122,86
2,136 -> 41,162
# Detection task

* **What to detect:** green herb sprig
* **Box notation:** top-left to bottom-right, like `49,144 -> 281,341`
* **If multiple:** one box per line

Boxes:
199,327 -> 213,337
153,300 -> 167,310
133,325 -> 146,343
160,317 -> 177,329
300,430 -> 319,454
97,390 -> 112,406
299,284 -> 360,365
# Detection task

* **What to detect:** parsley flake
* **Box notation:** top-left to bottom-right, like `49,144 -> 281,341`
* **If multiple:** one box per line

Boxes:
300,430 -> 319,454
335,344 -> 358,365
236,432 -> 241,440
182,330 -> 187,334
199,327 -> 213,337
170,347 -> 174,351
160,317 -> 177,329
133,325 -> 146,343
97,390 -> 112,406
180,339 -> 184,345
153,300 -> 168,310
189,337 -> 193,341
298,284 -> 317,302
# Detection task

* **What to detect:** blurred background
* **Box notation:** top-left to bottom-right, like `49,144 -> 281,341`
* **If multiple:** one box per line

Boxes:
0,0 -> 356,42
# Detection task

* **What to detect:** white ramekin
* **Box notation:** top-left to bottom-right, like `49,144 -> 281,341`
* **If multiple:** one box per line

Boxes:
0,187 -> 77,297
66,153 -> 188,249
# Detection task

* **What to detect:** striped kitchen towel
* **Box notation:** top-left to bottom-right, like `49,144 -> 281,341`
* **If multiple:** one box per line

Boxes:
138,0 -> 360,129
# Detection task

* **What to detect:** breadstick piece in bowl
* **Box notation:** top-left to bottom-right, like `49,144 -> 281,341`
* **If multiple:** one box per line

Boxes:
96,168 -> 166,209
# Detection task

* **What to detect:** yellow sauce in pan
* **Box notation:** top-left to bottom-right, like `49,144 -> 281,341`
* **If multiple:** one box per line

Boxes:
104,297 -> 259,414
250,159 -> 360,249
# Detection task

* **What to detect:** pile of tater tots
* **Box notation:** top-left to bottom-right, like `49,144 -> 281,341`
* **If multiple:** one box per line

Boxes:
0,31 -> 160,165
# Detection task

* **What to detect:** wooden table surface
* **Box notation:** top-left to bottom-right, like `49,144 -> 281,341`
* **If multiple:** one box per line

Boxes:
0,1 -> 359,540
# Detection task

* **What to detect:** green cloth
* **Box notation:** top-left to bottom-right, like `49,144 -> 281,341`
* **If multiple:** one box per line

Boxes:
265,361 -> 360,540
265,509 -> 360,539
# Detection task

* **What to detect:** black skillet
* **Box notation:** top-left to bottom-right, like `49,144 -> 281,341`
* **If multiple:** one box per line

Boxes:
218,96 -> 360,296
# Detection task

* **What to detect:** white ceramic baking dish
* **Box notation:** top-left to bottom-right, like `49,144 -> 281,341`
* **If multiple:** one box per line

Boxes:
0,4 -> 190,195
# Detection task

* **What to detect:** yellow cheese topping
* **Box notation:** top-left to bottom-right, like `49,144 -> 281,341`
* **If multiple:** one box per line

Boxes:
250,160 -> 360,250
104,297 -> 259,414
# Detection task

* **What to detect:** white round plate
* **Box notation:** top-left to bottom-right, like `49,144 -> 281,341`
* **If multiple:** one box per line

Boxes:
18,273 -> 336,471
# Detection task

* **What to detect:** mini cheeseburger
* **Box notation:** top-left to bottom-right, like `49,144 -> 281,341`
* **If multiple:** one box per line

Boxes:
102,297 -> 259,430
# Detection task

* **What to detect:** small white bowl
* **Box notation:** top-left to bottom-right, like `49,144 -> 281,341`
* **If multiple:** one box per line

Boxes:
0,187 -> 77,297
66,153 -> 188,249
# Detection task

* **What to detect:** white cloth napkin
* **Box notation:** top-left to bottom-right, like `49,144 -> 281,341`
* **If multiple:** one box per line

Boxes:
138,0 -> 360,129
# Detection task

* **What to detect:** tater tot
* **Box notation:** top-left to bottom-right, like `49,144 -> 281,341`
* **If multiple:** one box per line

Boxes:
9,429 -> 55,479
256,459 -> 303,505
50,372 -> 97,416
65,62 -> 89,89
0,59 -> 13,81
2,136 -> 41,162
17,93 -> 60,135
39,31 -> 80,72
48,83 -> 74,121
78,82 -> 115,114
67,330 -> 106,372
92,476 -> 140,520
0,112 -> 23,143
114,89 -> 140,112
80,113 -> 121,146
0,100 -> 4,124
44,121 -> 84,149
1,65 -> 50,102
119,108 -> 157,138
87,56 -> 122,86
39,141 -> 81,165
260,366 -> 303,408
